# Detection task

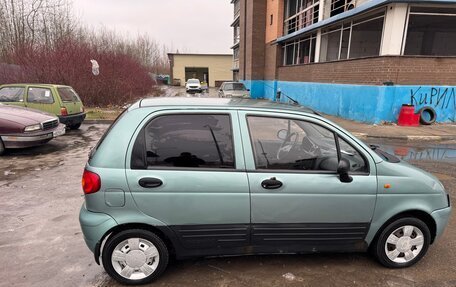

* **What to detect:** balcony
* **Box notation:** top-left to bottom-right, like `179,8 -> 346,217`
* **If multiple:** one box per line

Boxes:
234,8 -> 240,20
232,59 -> 239,70
234,34 -> 240,45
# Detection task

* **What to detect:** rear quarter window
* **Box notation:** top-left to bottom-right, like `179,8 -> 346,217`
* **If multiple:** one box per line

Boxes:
58,87 -> 81,102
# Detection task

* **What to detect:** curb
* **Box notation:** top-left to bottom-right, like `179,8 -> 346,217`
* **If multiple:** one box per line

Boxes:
83,121 -> 456,141
352,132 -> 456,141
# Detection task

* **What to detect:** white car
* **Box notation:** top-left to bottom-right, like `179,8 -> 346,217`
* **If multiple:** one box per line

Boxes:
185,79 -> 202,93
218,82 -> 250,98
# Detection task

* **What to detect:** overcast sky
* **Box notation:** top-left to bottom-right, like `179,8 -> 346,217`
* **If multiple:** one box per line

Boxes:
72,0 -> 233,54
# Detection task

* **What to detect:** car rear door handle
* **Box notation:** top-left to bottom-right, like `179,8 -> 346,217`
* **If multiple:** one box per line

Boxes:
261,177 -> 283,190
139,177 -> 163,188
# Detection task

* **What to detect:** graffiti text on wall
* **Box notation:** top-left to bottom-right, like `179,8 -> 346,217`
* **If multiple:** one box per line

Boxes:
410,87 -> 456,110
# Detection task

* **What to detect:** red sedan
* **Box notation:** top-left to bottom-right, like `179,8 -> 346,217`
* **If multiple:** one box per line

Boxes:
0,104 -> 66,155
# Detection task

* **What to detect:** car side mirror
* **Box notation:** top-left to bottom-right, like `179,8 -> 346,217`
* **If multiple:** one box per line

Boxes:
337,158 -> 353,183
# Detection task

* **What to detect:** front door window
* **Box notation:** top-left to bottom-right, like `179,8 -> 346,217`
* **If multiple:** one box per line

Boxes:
247,116 -> 339,171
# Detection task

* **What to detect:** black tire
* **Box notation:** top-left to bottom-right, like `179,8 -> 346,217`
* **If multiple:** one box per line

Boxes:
68,123 -> 81,130
373,217 -> 430,268
418,106 -> 437,125
102,229 -> 169,285
0,138 -> 5,155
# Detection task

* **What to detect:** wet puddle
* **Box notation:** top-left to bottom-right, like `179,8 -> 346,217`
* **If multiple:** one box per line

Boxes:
367,141 -> 456,163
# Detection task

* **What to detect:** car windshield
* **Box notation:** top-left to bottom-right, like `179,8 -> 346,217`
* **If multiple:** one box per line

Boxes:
224,83 -> 246,91
57,87 -> 80,102
188,79 -> 200,84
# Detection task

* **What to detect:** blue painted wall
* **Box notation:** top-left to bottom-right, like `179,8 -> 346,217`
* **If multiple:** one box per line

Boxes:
242,80 -> 456,124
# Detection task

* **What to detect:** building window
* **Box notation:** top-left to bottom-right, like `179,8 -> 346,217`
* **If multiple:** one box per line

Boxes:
234,26 -> 240,44
330,0 -> 356,17
320,9 -> 385,62
234,0 -> 240,19
284,0 -> 320,35
233,47 -> 240,60
404,7 -> 456,56
283,34 -> 317,65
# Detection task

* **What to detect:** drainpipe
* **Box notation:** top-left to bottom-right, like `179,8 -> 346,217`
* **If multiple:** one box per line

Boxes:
243,0 -> 247,81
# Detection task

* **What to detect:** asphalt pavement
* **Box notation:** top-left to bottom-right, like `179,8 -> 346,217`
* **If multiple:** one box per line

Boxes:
0,125 -> 455,287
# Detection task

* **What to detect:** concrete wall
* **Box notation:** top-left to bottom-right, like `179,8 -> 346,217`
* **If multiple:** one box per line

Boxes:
170,54 -> 233,87
243,80 -> 456,124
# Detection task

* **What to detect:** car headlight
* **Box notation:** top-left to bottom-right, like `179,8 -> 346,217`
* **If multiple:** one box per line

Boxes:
24,124 -> 41,132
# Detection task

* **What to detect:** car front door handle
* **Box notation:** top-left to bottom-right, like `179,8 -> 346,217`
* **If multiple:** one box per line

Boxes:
139,177 -> 163,188
261,177 -> 283,190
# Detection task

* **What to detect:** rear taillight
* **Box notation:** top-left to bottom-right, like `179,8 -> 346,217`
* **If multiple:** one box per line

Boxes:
82,169 -> 101,194
60,107 -> 68,116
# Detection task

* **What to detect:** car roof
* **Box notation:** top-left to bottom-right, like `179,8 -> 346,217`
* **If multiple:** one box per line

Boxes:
137,97 -> 320,115
0,83 -> 71,88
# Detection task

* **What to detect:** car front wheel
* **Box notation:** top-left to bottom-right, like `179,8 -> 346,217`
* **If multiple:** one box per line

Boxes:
0,139 -> 5,155
68,123 -> 81,130
374,217 -> 430,268
102,229 -> 169,285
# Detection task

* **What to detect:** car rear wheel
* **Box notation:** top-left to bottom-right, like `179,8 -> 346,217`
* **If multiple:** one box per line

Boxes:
68,123 -> 81,130
374,217 -> 430,268
102,229 -> 169,285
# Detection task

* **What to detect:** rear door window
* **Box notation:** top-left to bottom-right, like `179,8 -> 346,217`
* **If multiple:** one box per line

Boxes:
57,87 -> 80,102
131,114 -> 235,169
27,87 -> 54,104
0,87 -> 25,102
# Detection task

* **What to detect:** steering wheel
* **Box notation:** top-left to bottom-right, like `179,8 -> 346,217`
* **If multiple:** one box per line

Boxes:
276,132 -> 299,160
301,136 -> 322,157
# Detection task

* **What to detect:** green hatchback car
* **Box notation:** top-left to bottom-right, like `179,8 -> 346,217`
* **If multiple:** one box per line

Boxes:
80,98 -> 451,285
0,84 -> 86,129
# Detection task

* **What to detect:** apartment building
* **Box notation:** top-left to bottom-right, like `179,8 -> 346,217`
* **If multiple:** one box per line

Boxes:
232,0 -> 456,123
231,0 -> 241,81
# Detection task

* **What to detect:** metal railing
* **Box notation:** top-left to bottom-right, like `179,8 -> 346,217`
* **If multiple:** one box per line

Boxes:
284,2 -> 320,35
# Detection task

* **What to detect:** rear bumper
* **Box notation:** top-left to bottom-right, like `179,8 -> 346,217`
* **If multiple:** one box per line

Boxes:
431,206 -> 452,241
59,112 -> 86,126
79,204 -> 117,254
1,124 -> 65,148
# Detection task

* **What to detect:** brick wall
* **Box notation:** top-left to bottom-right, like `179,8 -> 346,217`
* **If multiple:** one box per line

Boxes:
277,56 -> 456,86
240,0 -> 267,81
264,42 -> 281,80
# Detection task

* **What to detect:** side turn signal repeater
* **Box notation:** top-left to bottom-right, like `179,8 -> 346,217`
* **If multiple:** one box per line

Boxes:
384,184 -> 392,189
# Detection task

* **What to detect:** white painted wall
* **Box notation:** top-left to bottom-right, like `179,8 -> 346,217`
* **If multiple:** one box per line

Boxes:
380,3 -> 409,55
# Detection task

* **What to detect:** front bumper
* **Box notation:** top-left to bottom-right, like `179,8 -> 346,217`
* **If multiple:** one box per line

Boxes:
431,206 -> 452,241
58,112 -> 86,126
79,204 -> 117,253
186,88 -> 202,93
1,124 -> 66,148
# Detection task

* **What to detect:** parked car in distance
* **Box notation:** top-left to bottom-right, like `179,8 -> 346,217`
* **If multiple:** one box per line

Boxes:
185,79 -> 202,93
0,104 -> 65,155
80,98 -> 451,285
218,82 -> 250,98
0,84 -> 86,129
